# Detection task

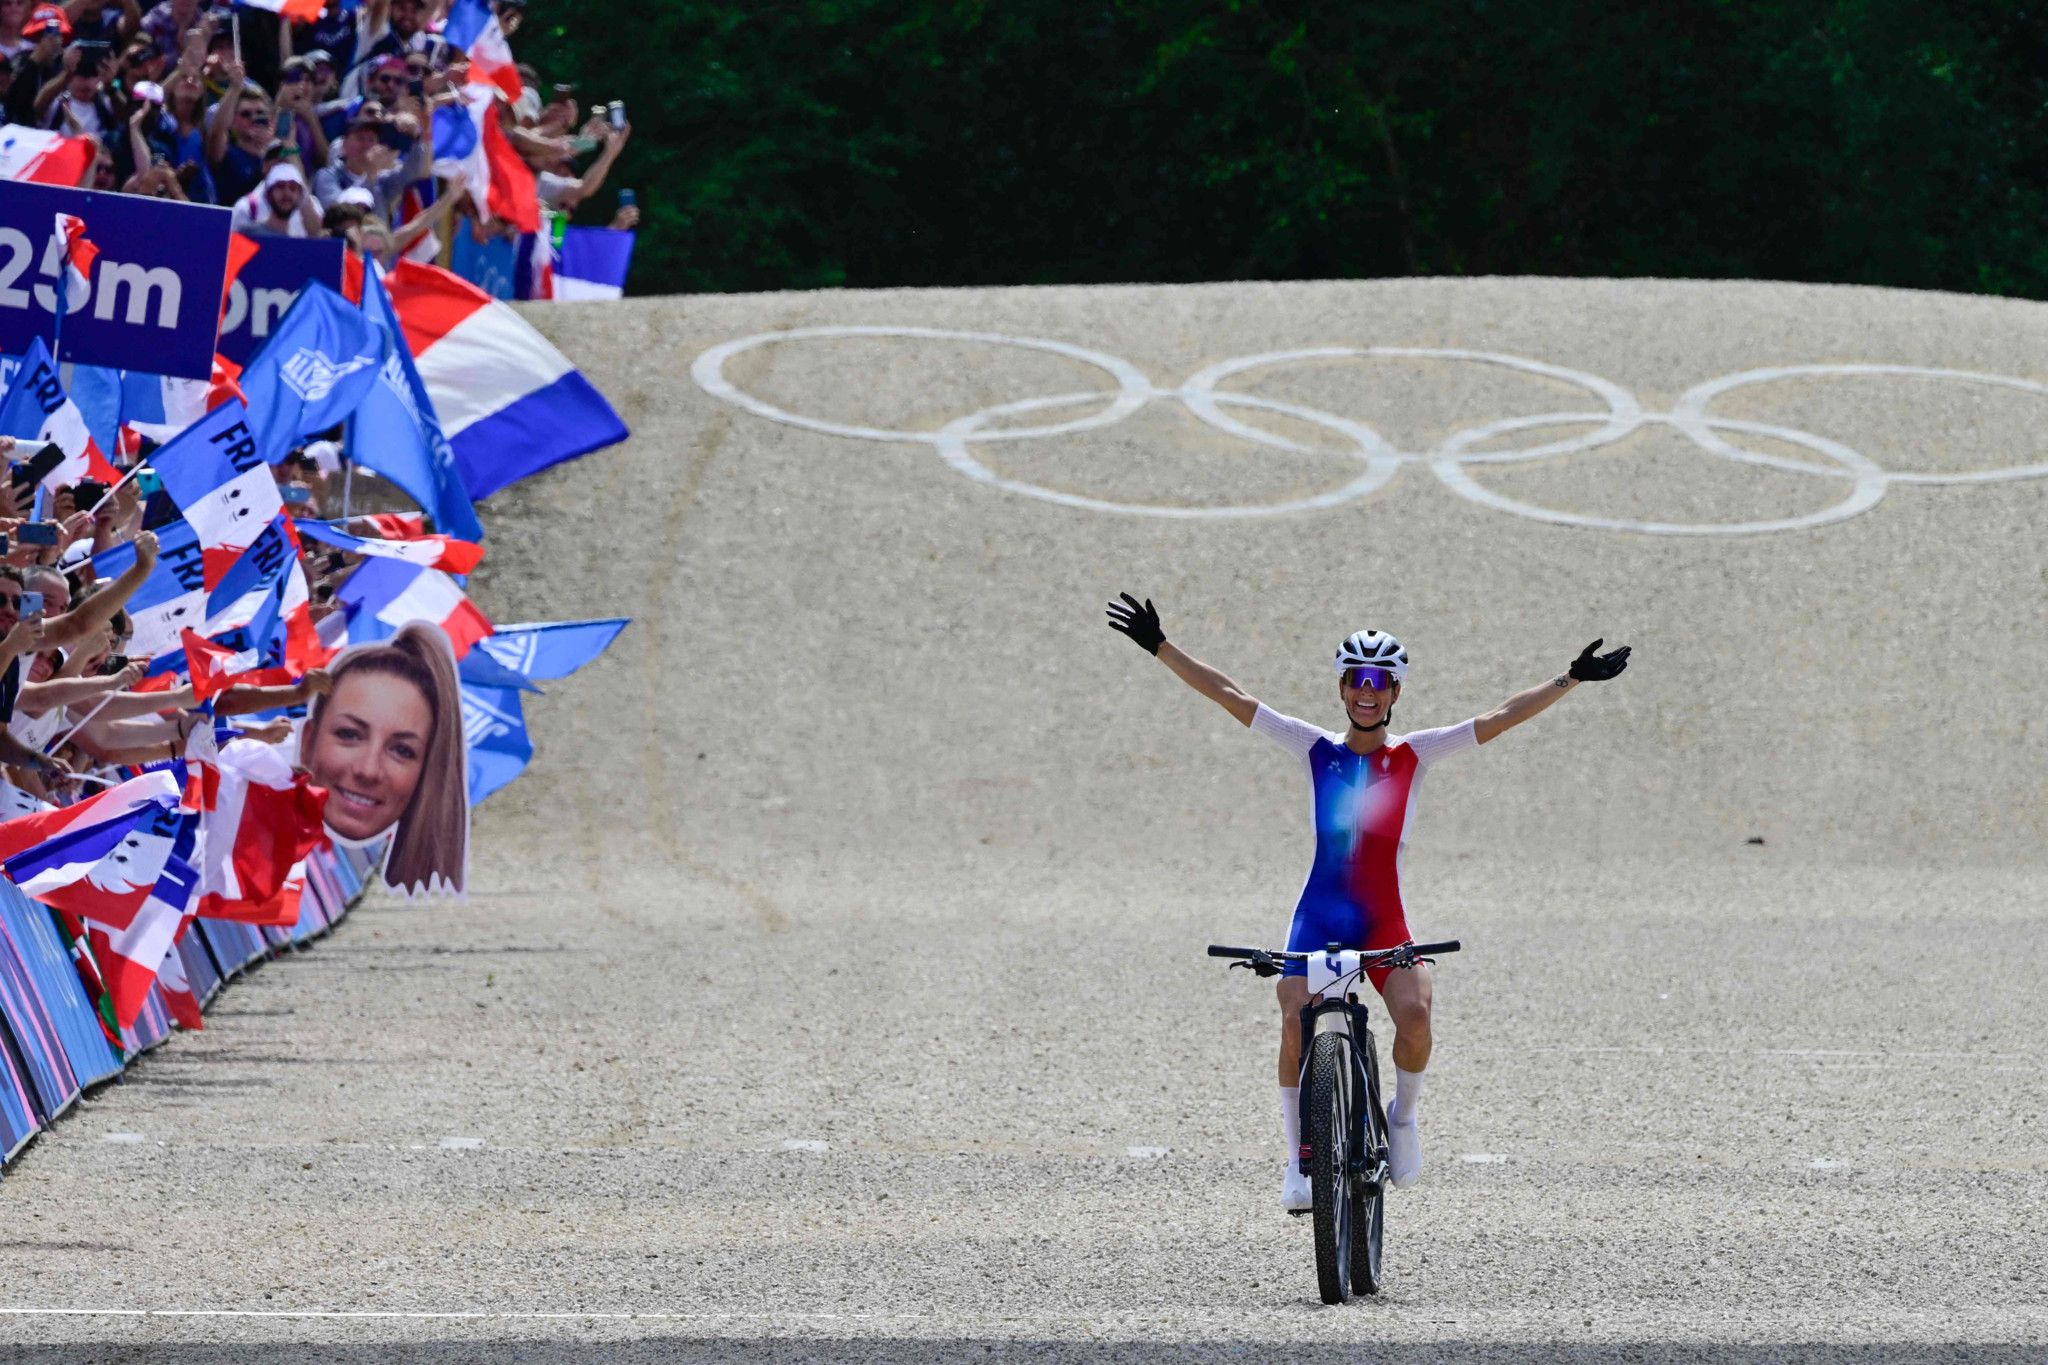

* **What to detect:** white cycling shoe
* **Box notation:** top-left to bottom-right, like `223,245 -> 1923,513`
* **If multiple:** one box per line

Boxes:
1386,1110 -> 1422,1188
1281,1165 -> 1313,1213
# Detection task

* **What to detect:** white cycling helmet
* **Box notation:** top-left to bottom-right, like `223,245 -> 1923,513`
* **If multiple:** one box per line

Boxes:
1334,629 -> 1408,682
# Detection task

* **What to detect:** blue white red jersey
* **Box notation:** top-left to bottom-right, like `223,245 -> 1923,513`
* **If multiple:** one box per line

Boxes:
1251,704 -> 1480,977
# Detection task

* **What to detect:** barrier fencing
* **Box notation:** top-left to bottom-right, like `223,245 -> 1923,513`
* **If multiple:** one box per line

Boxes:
0,841 -> 383,1167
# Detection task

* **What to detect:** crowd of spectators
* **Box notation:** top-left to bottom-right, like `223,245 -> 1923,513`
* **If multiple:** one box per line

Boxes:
2,0 -> 637,267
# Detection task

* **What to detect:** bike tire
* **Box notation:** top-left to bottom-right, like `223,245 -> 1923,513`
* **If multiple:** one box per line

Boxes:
1306,1031 -> 1353,1304
1350,1036 -> 1387,1295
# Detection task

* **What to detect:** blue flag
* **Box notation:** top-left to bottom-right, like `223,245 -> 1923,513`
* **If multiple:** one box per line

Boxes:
237,282 -> 387,462
460,682 -> 532,805
473,618 -> 629,680
347,267 -> 483,542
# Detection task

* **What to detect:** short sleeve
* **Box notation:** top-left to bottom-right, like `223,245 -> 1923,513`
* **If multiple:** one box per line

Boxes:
1250,704 -> 1328,763
1401,719 -> 1480,770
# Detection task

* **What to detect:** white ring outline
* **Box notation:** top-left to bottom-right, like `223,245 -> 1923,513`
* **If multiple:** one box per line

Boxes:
691,329 -> 2048,533
1672,364 -> 2048,485
688,325 -> 1150,444
1178,346 -> 1642,464
934,389 -> 1401,519
1431,413 -> 1889,536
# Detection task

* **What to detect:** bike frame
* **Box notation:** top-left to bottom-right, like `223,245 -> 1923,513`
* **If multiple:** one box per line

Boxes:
1294,952 -> 1388,1189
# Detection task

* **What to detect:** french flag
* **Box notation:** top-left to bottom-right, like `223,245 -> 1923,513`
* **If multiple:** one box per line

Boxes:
298,518 -> 484,575
192,738 -> 329,924
148,402 -> 283,591
78,854 -> 201,1031
554,227 -> 635,302
181,629 -> 294,701
0,126 -> 94,185
434,84 -> 538,234
94,520 -> 209,666
384,259 -> 627,499
54,213 -> 96,309
0,773 -> 186,931
442,0 -> 522,101
0,337 -> 121,488
230,0 -> 324,18
156,942 -> 203,1031
334,556 -> 494,658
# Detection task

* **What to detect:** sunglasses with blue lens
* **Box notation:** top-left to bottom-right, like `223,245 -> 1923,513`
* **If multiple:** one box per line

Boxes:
1340,665 -> 1397,691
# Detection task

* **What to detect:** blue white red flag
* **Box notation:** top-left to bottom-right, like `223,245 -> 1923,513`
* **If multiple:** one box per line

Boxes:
147,402 -> 282,591
82,848 -> 200,1030
298,518 -> 482,574
93,520 -> 208,665
554,228 -> 634,302
192,738 -> 328,924
0,338 -> 121,487
434,85 -> 537,233
0,773 -> 185,931
334,556 -> 493,658
53,213 -> 95,311
345,265 -> 483,542
442,0 -> 522,100
384,259 -> 627,498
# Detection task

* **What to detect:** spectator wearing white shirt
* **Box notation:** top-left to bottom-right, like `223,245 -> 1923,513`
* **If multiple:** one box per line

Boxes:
231,160 -> 322,237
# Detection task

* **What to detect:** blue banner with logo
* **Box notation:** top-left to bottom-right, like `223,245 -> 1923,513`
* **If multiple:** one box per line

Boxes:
0,182 -> 231,381
218,236 -> 347,365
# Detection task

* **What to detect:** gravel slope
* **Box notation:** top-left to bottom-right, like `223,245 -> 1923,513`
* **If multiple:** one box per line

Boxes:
2,276 -> 2045,1361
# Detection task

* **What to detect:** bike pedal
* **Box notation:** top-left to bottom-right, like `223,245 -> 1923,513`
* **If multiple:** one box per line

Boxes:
1286,1207 -> 1311,1217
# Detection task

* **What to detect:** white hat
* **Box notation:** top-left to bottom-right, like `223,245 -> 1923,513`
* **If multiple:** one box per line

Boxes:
263,161 -> 306,189
302,439 -> 343,473
335,186 -> 375,208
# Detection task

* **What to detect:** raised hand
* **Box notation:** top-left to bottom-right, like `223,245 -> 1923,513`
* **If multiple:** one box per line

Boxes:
1568,638 -> 1631,682
1104,592 -> 1165,656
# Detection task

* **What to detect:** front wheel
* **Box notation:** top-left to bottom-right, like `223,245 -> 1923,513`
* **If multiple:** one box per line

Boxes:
1350,1041 -> 1387,1294
1305,1031 -> 1353,1304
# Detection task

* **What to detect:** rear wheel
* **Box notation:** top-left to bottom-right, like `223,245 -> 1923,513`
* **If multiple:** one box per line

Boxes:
1305,1031 -> 1353,1304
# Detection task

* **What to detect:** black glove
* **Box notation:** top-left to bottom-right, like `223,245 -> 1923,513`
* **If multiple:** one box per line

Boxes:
1105,592 -> 1165,656
1568,638 -> 1631,682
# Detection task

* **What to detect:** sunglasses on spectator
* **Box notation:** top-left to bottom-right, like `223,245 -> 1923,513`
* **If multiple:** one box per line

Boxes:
1340,666 -> 1398,691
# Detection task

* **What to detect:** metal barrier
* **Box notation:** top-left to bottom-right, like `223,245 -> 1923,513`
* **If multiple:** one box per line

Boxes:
0,841 -> 384,1168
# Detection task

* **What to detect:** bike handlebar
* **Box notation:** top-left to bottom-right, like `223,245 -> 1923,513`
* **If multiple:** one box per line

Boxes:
1206,940 -> 1461,962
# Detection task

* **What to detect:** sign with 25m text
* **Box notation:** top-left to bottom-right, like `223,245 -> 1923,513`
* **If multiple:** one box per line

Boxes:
0,181 -> 230,380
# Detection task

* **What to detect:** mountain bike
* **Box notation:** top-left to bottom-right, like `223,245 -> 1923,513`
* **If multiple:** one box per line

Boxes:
1207,938 -> 1462,1304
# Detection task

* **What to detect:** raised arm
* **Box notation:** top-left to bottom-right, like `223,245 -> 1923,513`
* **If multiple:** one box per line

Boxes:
1473,639 -> 1631,745
1105,592 -> 1259,727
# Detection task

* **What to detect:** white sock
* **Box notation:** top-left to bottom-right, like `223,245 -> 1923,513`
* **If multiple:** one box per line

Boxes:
1279,1085 -> 1300,1166
1390,1068 -> 1425,1125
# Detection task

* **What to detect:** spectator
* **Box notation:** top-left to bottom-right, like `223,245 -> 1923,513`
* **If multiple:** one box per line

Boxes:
0,0 -> 34,61
203,62 -> 274,204
312,100 -> 431,226
348,183 -> 463,267
68,0 -> 141,49
342,0 -> 426,98
320,185 -> 372,237
272,53 -> 330,168
4,6 -> 68,124
137,0 -> 200,62
38,40 -> 118,141
108,36 -> 164,104
536,115 -> 632,214
230,159 -> 321,236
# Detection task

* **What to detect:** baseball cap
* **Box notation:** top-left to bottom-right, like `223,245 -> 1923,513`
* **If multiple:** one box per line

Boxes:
24,6 -> 72,37
335,186 -> 376,208
304,48 -> 334,68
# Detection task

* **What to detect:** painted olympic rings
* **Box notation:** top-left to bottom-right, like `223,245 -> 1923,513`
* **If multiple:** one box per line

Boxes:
690,328 -> 2048,534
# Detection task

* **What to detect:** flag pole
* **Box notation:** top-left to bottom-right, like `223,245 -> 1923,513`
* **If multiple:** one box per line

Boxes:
44,689 -> 121,758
